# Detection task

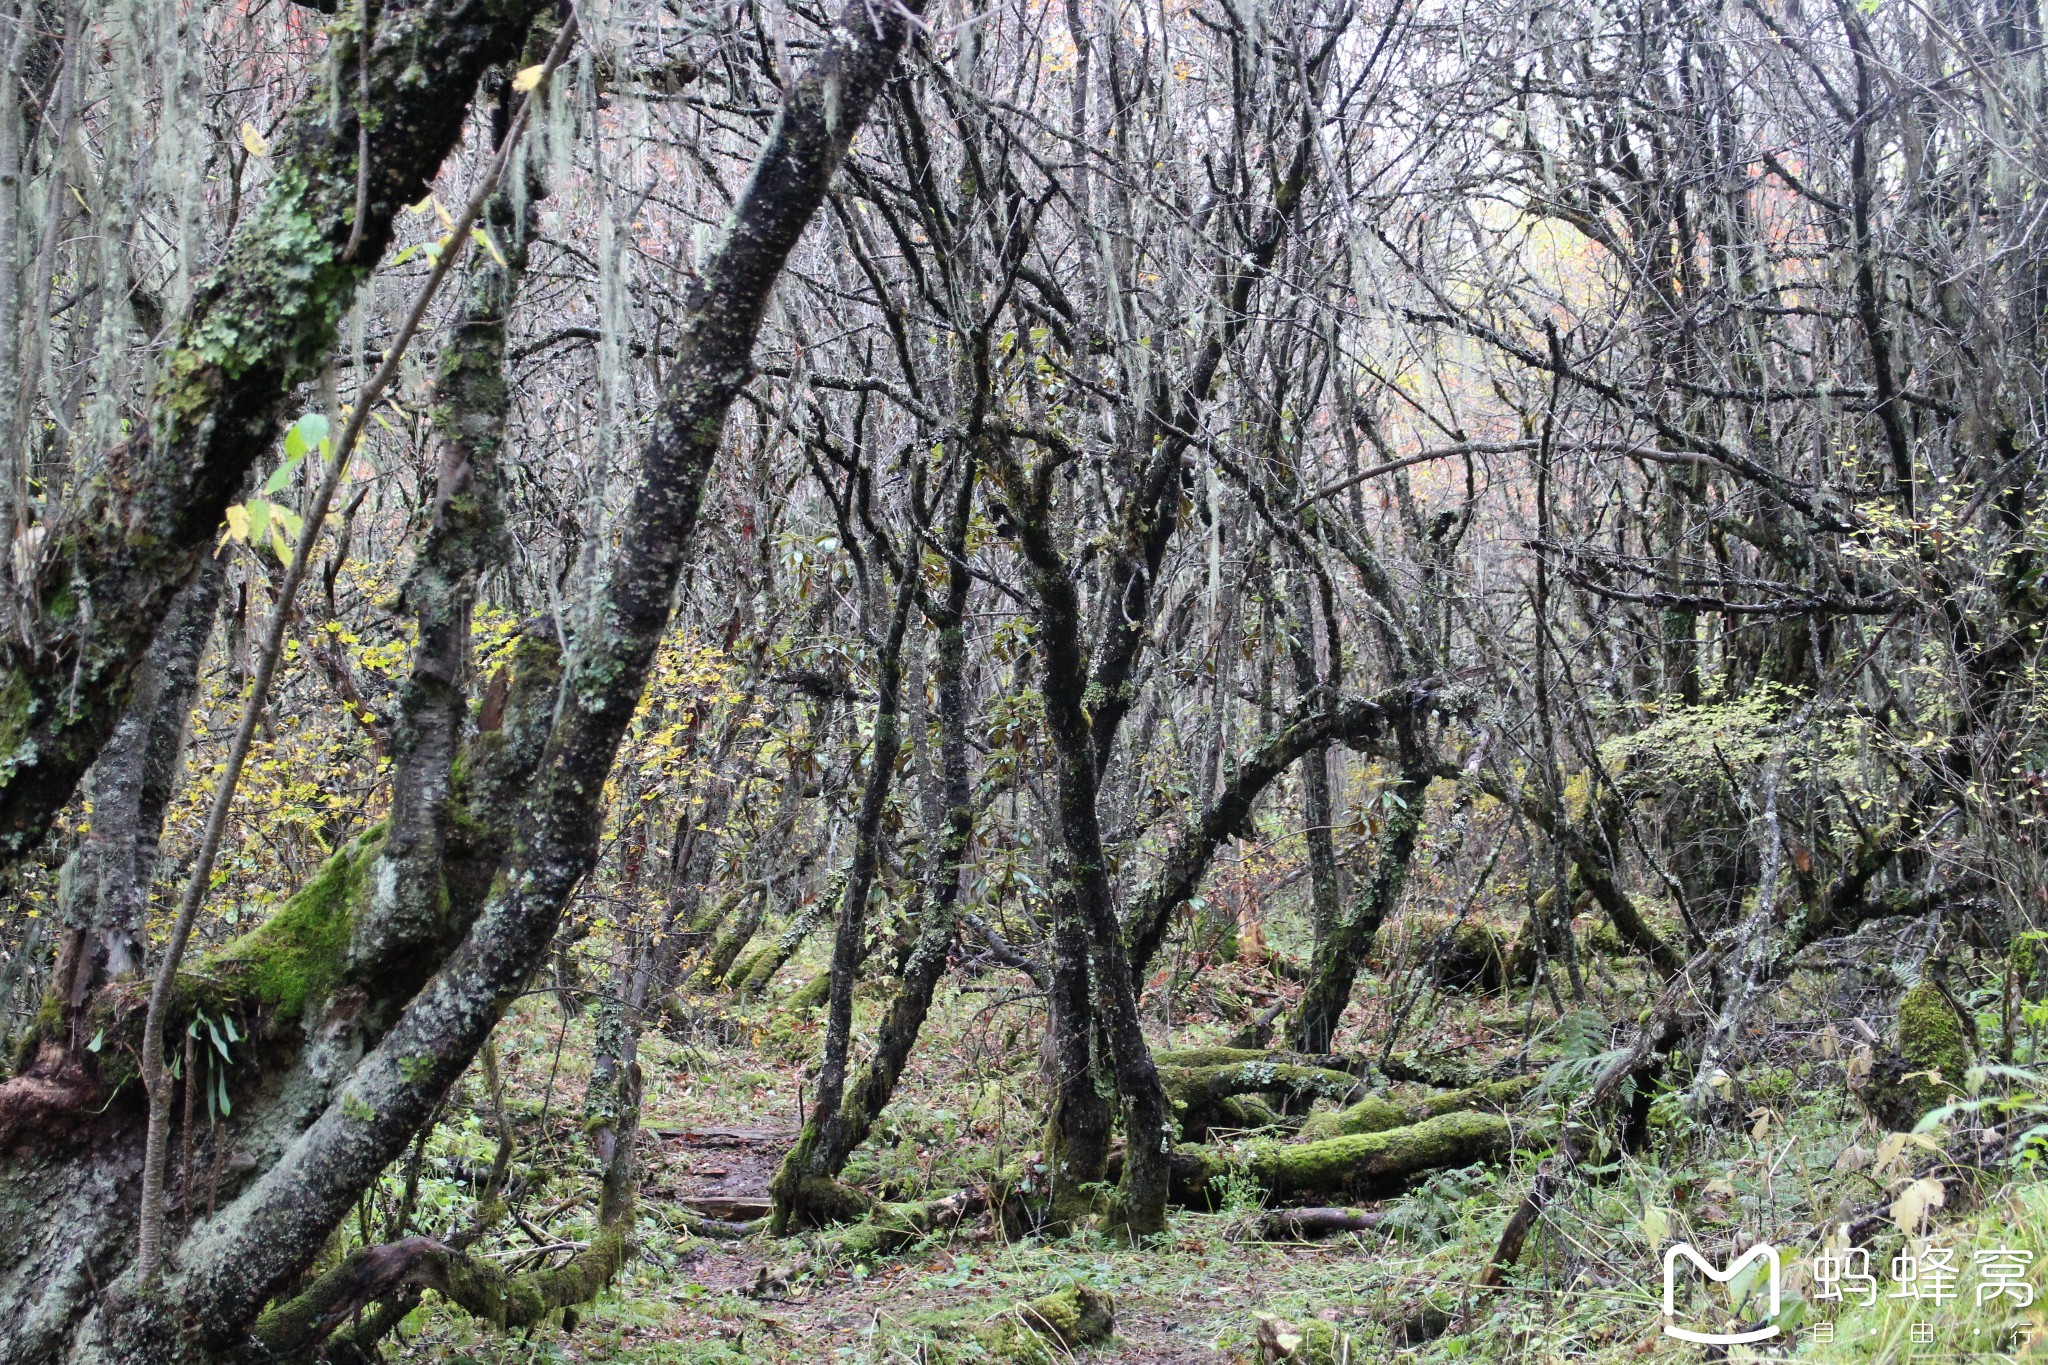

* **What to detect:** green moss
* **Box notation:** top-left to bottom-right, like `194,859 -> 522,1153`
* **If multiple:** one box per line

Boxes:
1860,982 -> 1978,1129
1899,980 -> 1972,1088
1296,1074 -> 1533,1140
976,1284 -> 1115,1359
1178,1111 -> 1514,1205
1257,1315 -> 1359,1363
1299,1095 -> 1411,1140
209,827 -> 382,1018
786,969 -> 830,1010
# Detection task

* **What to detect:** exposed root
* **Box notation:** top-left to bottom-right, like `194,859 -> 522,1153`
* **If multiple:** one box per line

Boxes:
252,1225 -> 627,1353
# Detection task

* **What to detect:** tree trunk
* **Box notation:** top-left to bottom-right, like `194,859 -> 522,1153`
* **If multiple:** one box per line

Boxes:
0,0 -> 554,867
1290,763 -> 1433,1053
771,455 -> 978,1227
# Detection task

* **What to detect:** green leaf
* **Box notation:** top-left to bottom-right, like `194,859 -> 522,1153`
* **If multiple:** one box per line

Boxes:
244,497 -> 270,546
206,1015 -> 230,1061
270,523 -> 295,567
86,1027 -> 103,1053
215,1066 -> 232,1117
264,452 -> 305,495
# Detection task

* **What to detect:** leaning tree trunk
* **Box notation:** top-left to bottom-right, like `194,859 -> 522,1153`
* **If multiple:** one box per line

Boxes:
1290,758 -> 1433,1054
3,7 -> 921,1355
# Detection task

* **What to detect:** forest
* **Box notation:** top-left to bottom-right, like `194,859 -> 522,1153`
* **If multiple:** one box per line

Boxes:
0,0 -> 2045,1357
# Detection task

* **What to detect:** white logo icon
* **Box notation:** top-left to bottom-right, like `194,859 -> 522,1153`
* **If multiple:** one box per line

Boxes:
1662,1242 -> 1782,1345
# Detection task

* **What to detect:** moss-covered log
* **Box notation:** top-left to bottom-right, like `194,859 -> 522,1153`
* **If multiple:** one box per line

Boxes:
1162,1061 -> 1367,1140
1298,1075 -> 1538,1140
1230,1207 -> 1382,1241
1140,1111 -> 1516,1207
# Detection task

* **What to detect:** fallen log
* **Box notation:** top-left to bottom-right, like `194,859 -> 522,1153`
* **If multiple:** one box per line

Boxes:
1162,1060 -> 1368,1139
1299,1075 -> 1539,1140
1114,1111 -> 1515,1207
1229,1207 -> 1382,1241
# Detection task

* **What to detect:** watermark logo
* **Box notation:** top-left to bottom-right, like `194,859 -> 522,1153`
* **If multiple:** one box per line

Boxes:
1663,1242 -> 1782,1346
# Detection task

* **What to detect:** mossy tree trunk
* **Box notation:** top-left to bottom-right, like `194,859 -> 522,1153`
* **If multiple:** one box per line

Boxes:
989,433 -> 1175,1238
2,7 -> 921,1353
49,555 -> 224,1040
0,0 -> 555,868
1289,758 -> 1433,1053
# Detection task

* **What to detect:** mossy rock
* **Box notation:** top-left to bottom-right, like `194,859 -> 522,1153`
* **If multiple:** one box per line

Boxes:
978,1284 -> 1115,1358
1859,982 -> 1976,1129
1255,1313 -> 1361,1363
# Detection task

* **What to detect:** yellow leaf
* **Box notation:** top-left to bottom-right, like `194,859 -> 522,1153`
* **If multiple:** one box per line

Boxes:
432,197 -> 455,232
511,63 -> 547,94
239,121 -> 271,157
1891,1175 -> 1946,1235
471,225 -> 508,266
1640,1203 -> 1671,1245
224,504 -> 250,542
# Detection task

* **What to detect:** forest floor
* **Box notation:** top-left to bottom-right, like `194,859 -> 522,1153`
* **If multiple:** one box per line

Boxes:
377,912 -> 2048,1364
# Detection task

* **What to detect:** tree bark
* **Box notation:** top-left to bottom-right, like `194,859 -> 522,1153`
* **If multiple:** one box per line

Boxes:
771,454 -> 979,1227
1289,762 -> 1433,1053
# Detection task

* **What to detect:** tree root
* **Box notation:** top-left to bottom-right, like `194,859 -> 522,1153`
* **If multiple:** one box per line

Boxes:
252,1225 -> 626,1354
